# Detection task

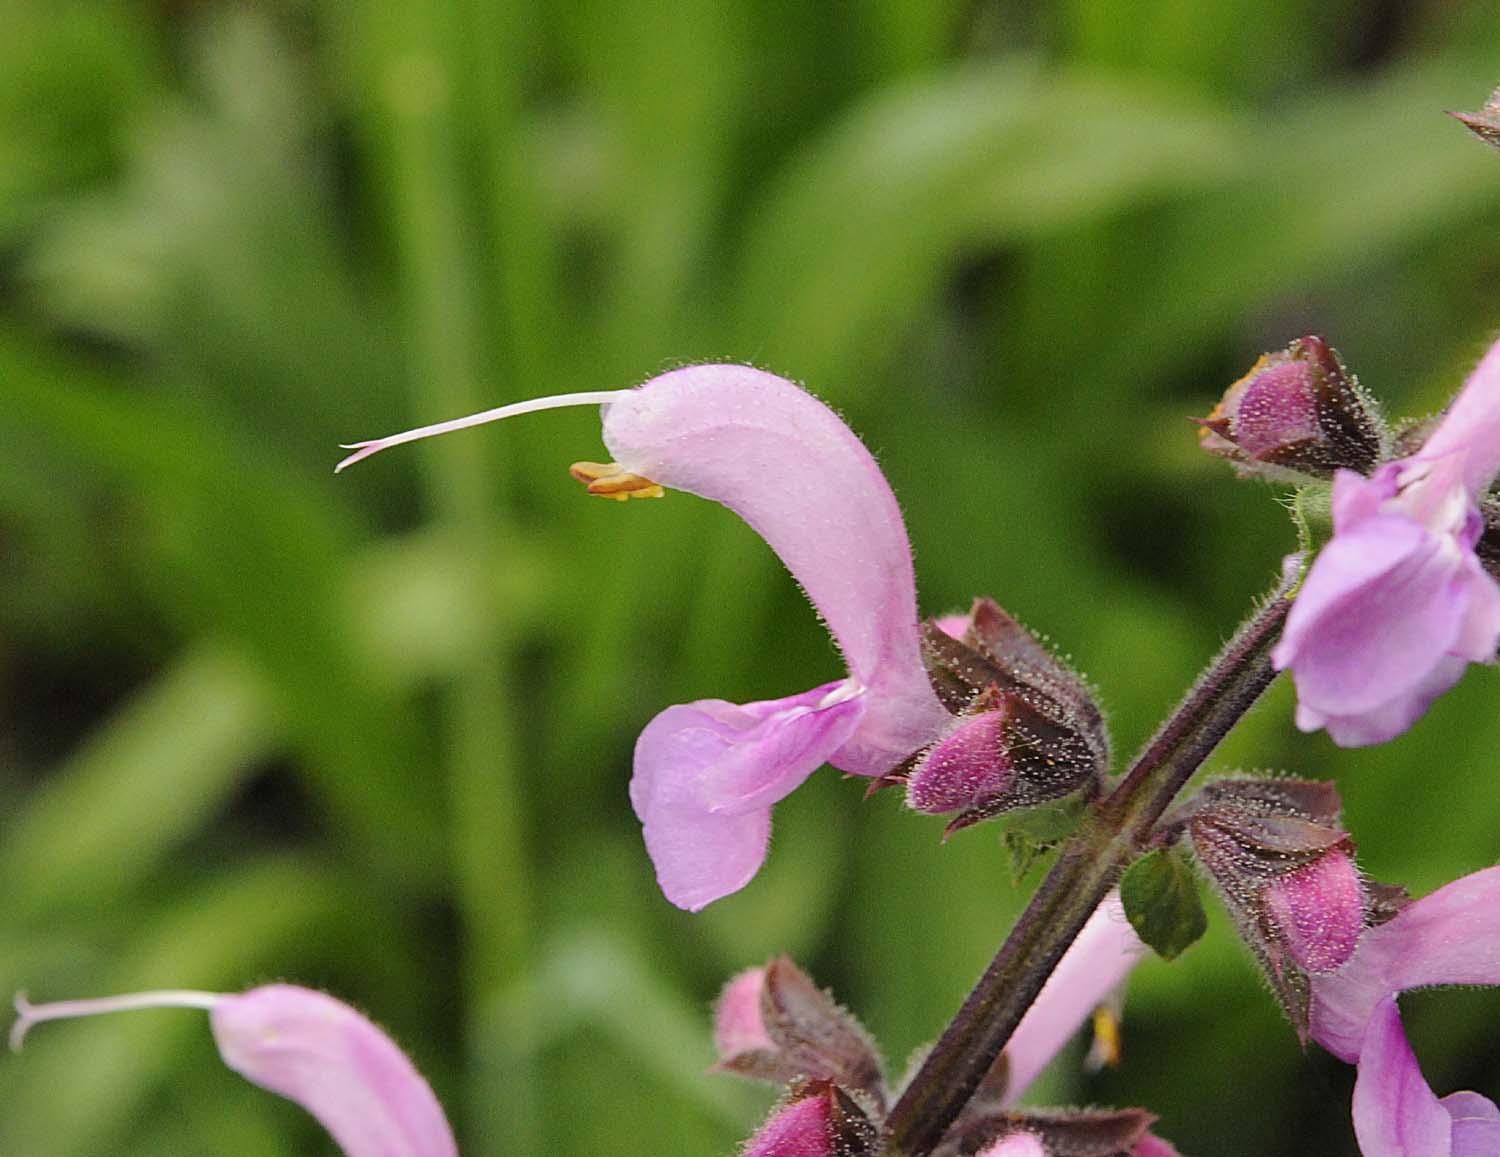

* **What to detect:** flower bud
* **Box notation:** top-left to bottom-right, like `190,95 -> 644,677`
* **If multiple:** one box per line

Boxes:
712,957 -> 885,1107
1185,777 -> 1368,1035
910,600 -> 1107,831
744,1092 -> 836,1157
712,967 -> 805,1086
742,1084 -> 876,1157
1197,336 -> 1383,481
905,697 -> 1016,814
1262,848 -> 1366,975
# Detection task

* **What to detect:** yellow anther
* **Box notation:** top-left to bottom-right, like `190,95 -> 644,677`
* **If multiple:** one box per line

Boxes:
569,461 -> 666,501
1087,1004 -> 1124,1070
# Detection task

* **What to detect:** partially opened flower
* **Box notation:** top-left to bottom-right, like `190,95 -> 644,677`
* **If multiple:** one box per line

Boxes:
11,984 -> 457,1157
1310,866 -> 1500,1155
1273,338 -> 1500,746
1185,776 -> 1368,1033
339,365 -> 950,909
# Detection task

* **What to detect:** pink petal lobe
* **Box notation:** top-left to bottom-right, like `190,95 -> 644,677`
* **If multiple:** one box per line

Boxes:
630,685 -> 865,910
1312,867 -> 1500,1062
1275,513 -> 1466,719
602,365 -> 948,775
1003,891 -> 1148,1103
1350,998 -> 1452,1157
1131,1137 -> 1182,1157
1442,1092 -> 1500,1124
1416,338 -> 1500,488
210,985 -> 457,1157
715,969 -> 773,1059
1445,1092 -> 1500,1157
1454,551 -> 1500,660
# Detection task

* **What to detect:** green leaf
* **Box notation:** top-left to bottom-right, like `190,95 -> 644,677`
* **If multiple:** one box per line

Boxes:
1119,847 -> 1208,961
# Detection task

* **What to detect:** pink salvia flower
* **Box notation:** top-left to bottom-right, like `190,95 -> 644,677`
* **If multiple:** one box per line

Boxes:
1273,338 -> 1500,746
339,365 -> 949,910
1310,867 -> 1500,1155
11,985 -> 457,1157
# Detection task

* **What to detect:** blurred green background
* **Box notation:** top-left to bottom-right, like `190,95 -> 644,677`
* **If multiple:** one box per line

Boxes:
5,1 -> 1500,1153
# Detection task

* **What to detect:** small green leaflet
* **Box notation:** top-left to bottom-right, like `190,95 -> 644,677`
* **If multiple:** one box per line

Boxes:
1119,848 -> 1207,961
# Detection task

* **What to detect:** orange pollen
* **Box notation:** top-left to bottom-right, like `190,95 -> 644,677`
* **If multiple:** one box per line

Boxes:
569,461 -> 666,502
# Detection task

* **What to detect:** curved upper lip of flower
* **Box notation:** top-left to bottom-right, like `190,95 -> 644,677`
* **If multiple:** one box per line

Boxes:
597,364 -> 948,772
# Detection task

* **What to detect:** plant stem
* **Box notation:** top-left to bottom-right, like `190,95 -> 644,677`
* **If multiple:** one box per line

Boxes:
881,568 -> 1296,1155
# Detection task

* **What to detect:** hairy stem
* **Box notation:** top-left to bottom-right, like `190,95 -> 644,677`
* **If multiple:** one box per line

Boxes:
882,568 -> 1296,1155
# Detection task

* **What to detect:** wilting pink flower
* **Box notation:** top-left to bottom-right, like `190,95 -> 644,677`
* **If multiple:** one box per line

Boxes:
1310,867 -> 1500,1155
339,365 -> 949,910
11,984 -> 457,1157
1273,339 -> 1500,747
1003,891 -> 1150,1102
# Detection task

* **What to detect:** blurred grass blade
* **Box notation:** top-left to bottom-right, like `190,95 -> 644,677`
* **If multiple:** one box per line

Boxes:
0,644 -> 275,925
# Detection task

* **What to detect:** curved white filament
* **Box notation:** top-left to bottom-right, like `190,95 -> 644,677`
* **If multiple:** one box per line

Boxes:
335,390 -> 630,472
11,989 -> 222,1052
